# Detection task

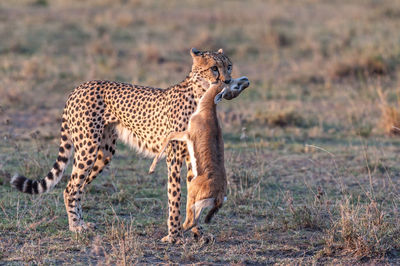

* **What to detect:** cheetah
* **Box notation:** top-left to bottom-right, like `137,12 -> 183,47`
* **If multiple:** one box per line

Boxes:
11,48 -> 250,243
149,77 -> 250,236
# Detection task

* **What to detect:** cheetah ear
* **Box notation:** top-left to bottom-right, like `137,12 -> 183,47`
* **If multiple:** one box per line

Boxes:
218,48 -> 224,54
190,48 -> 201,58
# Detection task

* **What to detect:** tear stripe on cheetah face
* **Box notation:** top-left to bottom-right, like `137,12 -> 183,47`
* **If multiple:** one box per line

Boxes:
10,48 -> 246,243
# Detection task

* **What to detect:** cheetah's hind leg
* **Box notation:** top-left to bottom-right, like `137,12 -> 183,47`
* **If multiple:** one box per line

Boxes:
72,125 -> 117,231
83,125 -> 117,187
63,139 -> 100,233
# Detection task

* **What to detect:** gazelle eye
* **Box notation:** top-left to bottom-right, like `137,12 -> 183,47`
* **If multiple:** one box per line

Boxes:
211,66 -> 218,72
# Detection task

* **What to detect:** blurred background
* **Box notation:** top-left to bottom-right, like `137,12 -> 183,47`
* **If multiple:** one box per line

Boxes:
1,0 -> 400,140
1,0 -> 400,264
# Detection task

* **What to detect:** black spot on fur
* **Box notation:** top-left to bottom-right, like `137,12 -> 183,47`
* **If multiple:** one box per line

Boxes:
53,162 -> 60,171
57,156 -> 68,163
32,181 -> 39,194
25,179 -> 33,194
40,179 -> 47,191
11,175 -> 26,192
47,172 -> 54,180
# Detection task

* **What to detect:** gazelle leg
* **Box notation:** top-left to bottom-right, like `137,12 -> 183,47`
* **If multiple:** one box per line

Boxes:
149,131 -> 188,173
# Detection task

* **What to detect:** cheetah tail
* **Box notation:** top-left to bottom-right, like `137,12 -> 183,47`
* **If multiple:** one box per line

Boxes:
11,121 -> 73,195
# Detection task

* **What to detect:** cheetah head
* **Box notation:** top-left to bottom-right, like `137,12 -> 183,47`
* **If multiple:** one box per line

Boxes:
190,48 -> 233,99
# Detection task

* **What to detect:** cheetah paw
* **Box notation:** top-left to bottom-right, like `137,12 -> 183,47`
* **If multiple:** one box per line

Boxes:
69,222 -> 97,233
84,222 -> 97,230
198,233 -> 215,245
161,235 -> 183,244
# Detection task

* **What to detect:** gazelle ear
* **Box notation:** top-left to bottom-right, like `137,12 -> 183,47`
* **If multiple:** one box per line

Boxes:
214,87 -> 228,104
218,48 -> 224,54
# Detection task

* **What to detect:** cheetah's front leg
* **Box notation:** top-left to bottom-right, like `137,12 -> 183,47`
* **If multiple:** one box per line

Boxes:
162,141 -> 184,243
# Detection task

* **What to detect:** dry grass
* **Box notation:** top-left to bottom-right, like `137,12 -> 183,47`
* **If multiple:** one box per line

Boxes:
380,106 -> 400,135
323,198 -> 400,260
329,55 -> 392,81
377,87 -> 400,135
253,109 -> 312,128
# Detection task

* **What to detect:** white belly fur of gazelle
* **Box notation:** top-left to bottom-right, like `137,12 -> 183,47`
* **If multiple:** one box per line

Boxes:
186,87 -> 207,181
185,139 -> 198,180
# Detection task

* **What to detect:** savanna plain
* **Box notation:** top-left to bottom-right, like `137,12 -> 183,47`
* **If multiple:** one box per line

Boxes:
0,0 -> 400,264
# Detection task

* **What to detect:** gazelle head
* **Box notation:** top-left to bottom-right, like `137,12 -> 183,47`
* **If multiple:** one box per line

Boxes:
214,76 -> 250,104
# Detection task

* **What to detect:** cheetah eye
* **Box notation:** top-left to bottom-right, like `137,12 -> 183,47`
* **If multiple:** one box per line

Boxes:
227,65 -> 232,73
211,66 -> 218,72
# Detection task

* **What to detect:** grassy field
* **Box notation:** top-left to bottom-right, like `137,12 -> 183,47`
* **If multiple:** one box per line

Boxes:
1,0 -> 400,264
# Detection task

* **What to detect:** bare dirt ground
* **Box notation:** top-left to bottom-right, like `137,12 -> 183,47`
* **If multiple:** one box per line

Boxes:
1,0 -> 400,264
